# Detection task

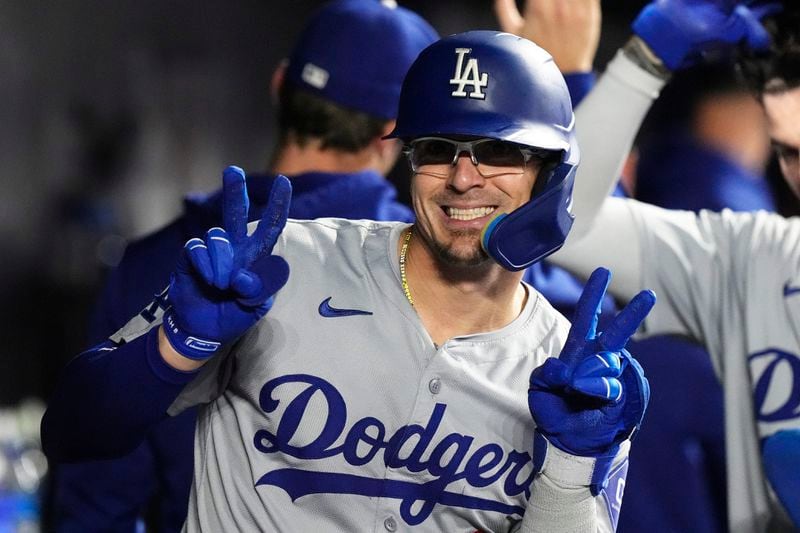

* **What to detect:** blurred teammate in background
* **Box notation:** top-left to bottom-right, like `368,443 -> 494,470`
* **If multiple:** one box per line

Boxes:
624,59 -> 777,532
552,0 -> 800,530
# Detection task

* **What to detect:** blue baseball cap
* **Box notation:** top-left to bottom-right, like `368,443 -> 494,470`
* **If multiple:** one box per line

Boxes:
284,0 -> 438,120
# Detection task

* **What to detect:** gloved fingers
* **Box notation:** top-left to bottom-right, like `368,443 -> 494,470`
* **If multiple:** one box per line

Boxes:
233,255 -> 290,307
573,351 -> 622,379
231,269 -> 262,301
206,227 -> 234,290
599,289 -> 656,352
735,4 -> 778,50
571,376 -> 623,402
562,267 -> 611,363
244,175 -> 292,265
530,358 -> 570,390
222,166 -> 251,245
618,349 -> 650,423
184,238 -> 214,286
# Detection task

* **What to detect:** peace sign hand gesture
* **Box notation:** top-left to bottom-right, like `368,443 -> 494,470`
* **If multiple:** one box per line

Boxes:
163,166 -> 291,360
528,267 -> 655,495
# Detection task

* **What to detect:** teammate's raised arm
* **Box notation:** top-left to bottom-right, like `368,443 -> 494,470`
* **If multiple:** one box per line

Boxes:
494,0 -> 600,74
550,2 -> 800,530
553,0 -> 780,300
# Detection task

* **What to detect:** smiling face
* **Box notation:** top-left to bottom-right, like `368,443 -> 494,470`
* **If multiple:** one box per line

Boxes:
410,147 -> 542,267
762,85 -> 800,198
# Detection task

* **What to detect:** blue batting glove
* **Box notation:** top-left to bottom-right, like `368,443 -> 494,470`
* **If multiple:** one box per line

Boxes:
632,0 -> 782,70
163,166 -> 291,360
762,429 -> 800,527
529,267 -> 656,494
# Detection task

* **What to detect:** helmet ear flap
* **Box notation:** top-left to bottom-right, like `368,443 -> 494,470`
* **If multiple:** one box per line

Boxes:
482,163 -> 577,271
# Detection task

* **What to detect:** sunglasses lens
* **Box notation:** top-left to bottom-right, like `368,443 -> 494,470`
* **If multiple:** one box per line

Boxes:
474,141 -> 526,174
412,139 -> 456,166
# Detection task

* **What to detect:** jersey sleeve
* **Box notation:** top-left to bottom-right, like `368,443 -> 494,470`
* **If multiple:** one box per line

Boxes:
567,50 -> 666,243
41,289 -> 223,463
627,202 -> 726,340
551,51 -> 667,298
631,205 -> 786,350
41,326 -> 197,463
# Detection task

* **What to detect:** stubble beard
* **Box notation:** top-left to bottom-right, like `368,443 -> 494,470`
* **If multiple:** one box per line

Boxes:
428,229 -> 491,268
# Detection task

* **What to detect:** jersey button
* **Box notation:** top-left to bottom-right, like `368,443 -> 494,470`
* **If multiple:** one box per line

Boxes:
384,516 -> 398,531
428,378 -> 442,394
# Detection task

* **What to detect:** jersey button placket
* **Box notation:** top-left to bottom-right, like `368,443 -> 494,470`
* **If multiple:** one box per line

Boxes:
428,377 -> 442,394
384,516 -> 398,531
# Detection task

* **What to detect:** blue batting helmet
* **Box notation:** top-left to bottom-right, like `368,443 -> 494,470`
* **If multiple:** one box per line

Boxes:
386,30 -> 579,270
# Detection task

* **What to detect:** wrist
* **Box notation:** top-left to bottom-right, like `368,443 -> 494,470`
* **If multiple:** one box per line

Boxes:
158,325 -> 207,372
532,432 -> 630,494
162,307 -> 222,361
622,36 -> 671,80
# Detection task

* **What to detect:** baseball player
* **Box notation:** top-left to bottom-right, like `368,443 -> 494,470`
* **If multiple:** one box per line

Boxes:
52,1 -> 438,531
621,60 -> 776,532
552,0 -> 800,530
43,32 -> 657,531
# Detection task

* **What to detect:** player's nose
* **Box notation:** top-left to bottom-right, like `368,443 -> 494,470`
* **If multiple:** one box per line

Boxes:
447,154 -> 485,192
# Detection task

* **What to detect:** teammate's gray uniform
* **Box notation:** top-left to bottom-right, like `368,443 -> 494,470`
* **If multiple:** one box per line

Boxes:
146,218 -> 625,532
554,52 -> 799,532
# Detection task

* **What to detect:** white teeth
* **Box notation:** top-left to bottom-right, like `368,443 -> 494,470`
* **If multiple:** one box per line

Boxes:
445,206 -> 496,221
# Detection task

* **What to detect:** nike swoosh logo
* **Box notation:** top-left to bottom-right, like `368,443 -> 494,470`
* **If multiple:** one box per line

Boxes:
784,284 -> 800,297
318,297 -> 373,318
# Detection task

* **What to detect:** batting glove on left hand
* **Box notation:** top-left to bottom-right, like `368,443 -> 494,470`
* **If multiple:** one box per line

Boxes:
163,166 -> 291,360
529,267 -> 655,495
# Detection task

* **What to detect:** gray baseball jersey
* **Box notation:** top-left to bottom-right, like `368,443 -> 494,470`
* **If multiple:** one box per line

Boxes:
155,218 -> 622,532
629,202 -> 798,532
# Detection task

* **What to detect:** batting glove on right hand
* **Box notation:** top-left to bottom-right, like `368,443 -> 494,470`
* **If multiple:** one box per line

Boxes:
632,0 -> 782,70
163,166 -> 291,360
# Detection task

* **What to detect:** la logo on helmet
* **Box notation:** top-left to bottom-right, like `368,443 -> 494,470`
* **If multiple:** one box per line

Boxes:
449,48 -> 488,99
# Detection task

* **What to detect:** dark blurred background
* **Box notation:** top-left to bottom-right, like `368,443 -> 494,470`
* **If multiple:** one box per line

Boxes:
0,0 -> 645,407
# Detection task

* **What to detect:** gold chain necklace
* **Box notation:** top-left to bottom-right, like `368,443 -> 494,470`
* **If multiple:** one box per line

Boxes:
399,228 -> 414,307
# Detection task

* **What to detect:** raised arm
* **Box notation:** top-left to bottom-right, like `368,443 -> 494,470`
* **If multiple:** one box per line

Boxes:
494,0 -> 600,106
158,167 -> 290,369
494,0 -> 600,75
521,268 -> 655,531
41,167 -> 292,462
553,0 -> 780,301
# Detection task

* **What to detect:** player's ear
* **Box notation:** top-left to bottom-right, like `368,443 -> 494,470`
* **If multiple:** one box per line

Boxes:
375,121 -> 398,152
270,60 -> 288,106
372,120 -> 403,175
